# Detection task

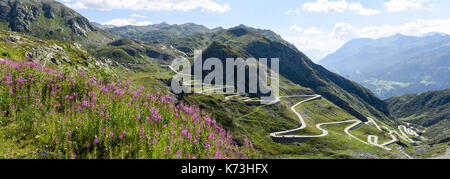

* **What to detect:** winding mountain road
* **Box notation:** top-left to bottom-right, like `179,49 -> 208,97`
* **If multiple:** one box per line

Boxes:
166,65 -> 418,152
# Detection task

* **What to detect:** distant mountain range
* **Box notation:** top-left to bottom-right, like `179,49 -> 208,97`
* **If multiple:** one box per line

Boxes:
102,22 -> 219,43
320,33 -> 450,99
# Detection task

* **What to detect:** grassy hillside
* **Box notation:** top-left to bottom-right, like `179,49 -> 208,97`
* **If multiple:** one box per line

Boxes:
0,29 -> 258,159
0,57 -> 257,159
183,93 -> 404,159
169,26 -> 393,125
0,30 -> 116,76
386,89 -> 450,144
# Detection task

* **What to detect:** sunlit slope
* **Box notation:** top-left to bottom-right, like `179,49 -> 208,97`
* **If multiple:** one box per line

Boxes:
169,26 -> 392,125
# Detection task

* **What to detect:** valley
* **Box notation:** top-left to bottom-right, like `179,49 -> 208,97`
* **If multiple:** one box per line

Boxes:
0,0 -> 447,159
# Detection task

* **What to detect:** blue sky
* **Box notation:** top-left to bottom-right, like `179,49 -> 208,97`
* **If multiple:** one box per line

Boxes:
57,0 -> 450,62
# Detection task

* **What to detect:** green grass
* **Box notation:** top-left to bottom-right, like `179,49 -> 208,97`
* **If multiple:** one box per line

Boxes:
182,92 -> 401,158
398,113 -> 428,121
291,98 -> 355,135
0,59 -> 257,159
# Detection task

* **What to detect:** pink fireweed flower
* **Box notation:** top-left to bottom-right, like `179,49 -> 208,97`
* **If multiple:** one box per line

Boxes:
177,149 -> 182,159
152,139 -> 158,145
94,137 -> 99,145
67,129 -> 72,136
166,145 -> 171,154
137,113 -> 141,120
215,151 -> 222,159
108,132 -> 114,139
187,133 -> 192,141
181,130 -> 188,136
244,138 -> 249,146
81,100 -> 89,108
208,133 -> 215,141
150,107 -> 155,113
55,139 -> 60,145
193,139 -> 198,145
92,94 -> 97,102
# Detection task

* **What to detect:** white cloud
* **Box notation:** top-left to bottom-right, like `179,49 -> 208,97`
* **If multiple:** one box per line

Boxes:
285,9 -> 301,15
289,25 -> 303,32
101,18 -> 152,26
61,0 -> 230,13
302,0 -> 347,13
333,18 -> 450,40
133,21 -> 153,26
348,3 -> 382,15
101,13 -> 153,26
130,14 -> 146,18
304,27 -> 323,35
300,0 -> 380,15
289,25 -> 323,34
383,0 -> 430,12
284,18 -> 450,60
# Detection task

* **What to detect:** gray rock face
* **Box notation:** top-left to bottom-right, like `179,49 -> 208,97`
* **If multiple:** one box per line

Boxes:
42,3 -> 56,19
0,1 -> 11,19
68,16 -> 96,37
0,0 -> 114,44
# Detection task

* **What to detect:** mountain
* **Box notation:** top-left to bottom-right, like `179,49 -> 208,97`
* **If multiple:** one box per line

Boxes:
169,26 -> 392,124
91,22 -> 116,30
386,89 -> 450,144
0,29 -> 116,74
0,1 -> 426,159
320,33 -> 450,99
0,0 -> 115,44
106,22 -> 214,43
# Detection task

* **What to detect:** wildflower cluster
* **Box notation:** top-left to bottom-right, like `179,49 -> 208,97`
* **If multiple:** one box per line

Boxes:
0,58 -> 257,159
